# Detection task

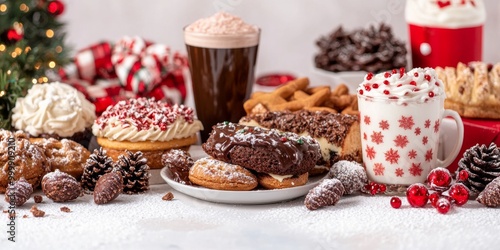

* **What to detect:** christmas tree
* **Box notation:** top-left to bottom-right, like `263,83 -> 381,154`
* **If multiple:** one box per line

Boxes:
0,0 -> 69,129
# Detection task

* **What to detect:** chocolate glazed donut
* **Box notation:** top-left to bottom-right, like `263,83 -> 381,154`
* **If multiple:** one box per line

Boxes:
202,122 -> 321,176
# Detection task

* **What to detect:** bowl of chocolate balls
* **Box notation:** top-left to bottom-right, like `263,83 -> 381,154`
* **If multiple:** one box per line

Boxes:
311,23 -> 408,92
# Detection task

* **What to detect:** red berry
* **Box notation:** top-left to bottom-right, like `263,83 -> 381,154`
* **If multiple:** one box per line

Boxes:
370,183 -> 379,195
384,72 -> 391,78
359,89 -> 364,95
383,90 -> 390,95
435,81 -> 440,86
383,80 -> 390,85
429,192 -> 440,208
414,72 -> 419,77
406,183 -> 429,207
392,69 -> 397,74
366,72 -> 374,80
372,83 -> 379,89
390,197 -> 402,209
365,85 -> 371,91
427,167 -> 452,191
428,91 -> 435,97
424,75 -> 431,81
399,67 -> 405,77
449,183 -> 469,206
280,137 -> 287,142
458,170 -> 469,182
379,184 -> 387,193
436,197 -> 451,214
409,81 -> 417,86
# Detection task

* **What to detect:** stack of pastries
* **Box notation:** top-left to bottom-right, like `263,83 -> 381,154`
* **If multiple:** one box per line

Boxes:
164,122 -> 322,190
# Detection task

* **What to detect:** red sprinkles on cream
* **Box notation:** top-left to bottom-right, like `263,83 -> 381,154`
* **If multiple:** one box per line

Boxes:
95,98 -> 195,131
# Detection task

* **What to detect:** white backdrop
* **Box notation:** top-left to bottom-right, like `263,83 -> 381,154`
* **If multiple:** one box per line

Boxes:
61,0 -> 500,78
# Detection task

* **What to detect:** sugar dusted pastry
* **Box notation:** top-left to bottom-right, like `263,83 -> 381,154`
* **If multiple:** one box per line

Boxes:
93,97 -> 203,169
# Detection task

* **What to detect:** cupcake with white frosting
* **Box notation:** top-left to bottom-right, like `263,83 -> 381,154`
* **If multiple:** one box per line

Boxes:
92,97 -> 203,169
12,82 -> 96,147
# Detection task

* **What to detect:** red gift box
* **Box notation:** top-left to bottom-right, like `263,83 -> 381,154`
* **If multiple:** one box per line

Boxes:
442,118 -> 500,174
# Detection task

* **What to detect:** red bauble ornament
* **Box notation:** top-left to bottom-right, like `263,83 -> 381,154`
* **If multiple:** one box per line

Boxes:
449,183 -> 470,206
6,28 -> 23,43
429,192 -> 440,208
458,170 -> 469,182
47,0 -> 65,16
436,197 -> 451,214
406,183 -> 429,207
390,197 -> 402,209
427,167 -> 452,191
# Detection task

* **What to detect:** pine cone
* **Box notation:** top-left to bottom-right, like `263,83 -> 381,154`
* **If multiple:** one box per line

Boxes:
5,177 -> 33,206
304,178 -> 345,210
81,148 -> 115,193
117,150 -> 151,194
457,143 -> 500,195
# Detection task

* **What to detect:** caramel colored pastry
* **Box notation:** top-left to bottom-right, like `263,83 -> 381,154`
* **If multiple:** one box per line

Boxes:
240,110 -> 362,175
92,97 -> 203,169
0,130 -> 50,193
435,62 -> 500,119
203,122 -> 321,176
257,173 -> 309,189
30,138 -> 90,180
11,82 -> 95,147
189,157 -> 258,191
244,77 -> 358,116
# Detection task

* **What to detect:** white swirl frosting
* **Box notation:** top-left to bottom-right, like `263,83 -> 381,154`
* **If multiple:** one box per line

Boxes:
12,82 -> 96,137
357,68 -> 445,104
406,0 -> 486,28
92,98 -> 203,142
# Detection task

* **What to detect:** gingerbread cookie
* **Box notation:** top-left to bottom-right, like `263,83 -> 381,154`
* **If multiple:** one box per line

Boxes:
189,157 -> 258,191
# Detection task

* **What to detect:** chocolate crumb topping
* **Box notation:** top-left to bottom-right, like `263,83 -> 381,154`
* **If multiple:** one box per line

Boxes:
240,110 -> 358,146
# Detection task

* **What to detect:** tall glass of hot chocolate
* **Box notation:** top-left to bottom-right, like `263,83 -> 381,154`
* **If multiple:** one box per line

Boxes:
184,12 -> 260,142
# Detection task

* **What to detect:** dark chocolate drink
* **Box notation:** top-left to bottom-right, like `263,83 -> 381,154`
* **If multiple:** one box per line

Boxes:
184,23 -> 260,142
186,45 -> 258,142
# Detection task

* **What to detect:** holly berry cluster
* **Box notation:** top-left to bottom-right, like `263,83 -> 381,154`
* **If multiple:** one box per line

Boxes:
390,167 -> 470,214
363,181 -> 387,195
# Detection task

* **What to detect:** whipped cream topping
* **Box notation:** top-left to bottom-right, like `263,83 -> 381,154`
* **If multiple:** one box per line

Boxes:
92,97 -> 203,142
406,0 -> 486,28
184,12 -> 260,49
357,68 -> 445,104
185,12 -> 258,35
12,82 -> 96,137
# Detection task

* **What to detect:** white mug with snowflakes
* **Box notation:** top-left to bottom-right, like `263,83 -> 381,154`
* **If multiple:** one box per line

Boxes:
356,68 -> 464,186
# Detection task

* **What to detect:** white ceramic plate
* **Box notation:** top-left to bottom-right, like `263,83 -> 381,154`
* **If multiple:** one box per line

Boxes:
160,167 -> 327,205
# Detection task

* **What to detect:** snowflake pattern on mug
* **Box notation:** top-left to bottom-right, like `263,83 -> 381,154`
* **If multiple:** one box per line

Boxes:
361,114 -> 441,178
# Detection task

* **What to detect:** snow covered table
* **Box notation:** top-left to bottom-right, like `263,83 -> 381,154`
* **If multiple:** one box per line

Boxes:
1,166 -> 499,249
